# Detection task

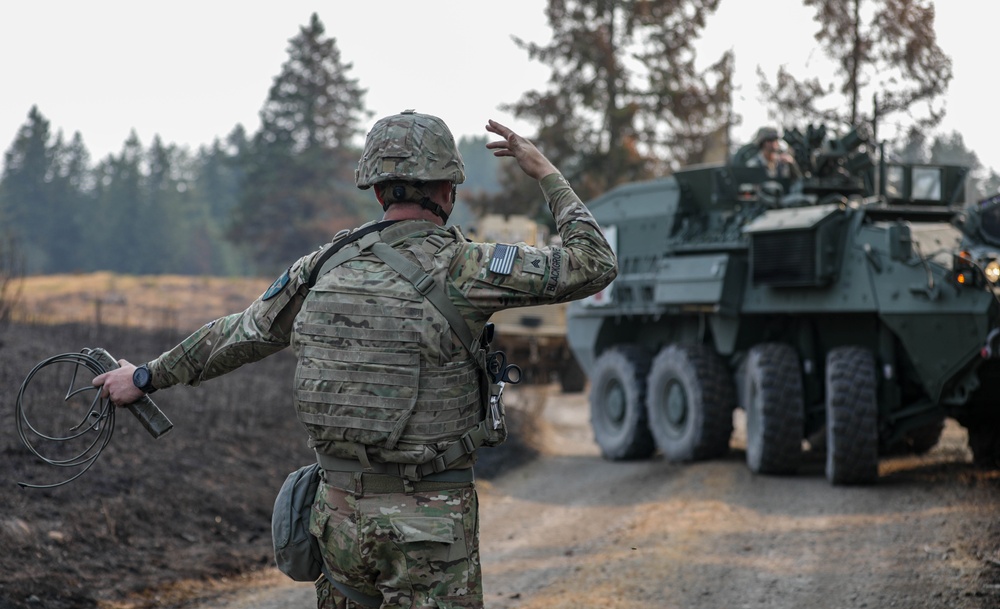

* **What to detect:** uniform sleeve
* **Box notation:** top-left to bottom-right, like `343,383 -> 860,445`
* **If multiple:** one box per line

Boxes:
147,251 -> 319,389
449,172 -> 617,316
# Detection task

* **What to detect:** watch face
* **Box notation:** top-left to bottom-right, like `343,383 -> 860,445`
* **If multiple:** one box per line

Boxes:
133,366 -> 151,389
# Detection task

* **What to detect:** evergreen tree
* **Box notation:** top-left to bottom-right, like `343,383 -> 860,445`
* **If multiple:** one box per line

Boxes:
758,0 -> 952,135
500,0 -> 730,203
229,13 -> 375,271
46,131 -> 92,272
1,111 -> 257,277
0,106 -> 87,273
201,126 -> 249,227
82,131 -> 254,276
89,133 -> 144,272
144,136 -> 180,272
189,127 -> 256,276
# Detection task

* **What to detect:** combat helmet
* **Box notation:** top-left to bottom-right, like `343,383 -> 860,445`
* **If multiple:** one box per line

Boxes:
356,110 -> 466,189
753,126 -> 781,148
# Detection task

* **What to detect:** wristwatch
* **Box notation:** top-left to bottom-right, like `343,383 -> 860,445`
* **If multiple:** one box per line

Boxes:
132,364 -> 158,394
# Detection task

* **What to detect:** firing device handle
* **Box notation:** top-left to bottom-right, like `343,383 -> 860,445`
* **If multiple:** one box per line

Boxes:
85,347 -> 174,439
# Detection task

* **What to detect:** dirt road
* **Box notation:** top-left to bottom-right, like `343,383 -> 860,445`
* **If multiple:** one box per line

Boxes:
481,388 -> 1000,608
185,386 -> 1000,609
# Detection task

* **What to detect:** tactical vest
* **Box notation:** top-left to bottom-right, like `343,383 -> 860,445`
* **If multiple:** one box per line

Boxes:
290,222 -> 504,469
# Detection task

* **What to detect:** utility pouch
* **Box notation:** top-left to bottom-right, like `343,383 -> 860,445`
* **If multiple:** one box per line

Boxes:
482,378 -> 509,447
478,343 -> 508,448
272,463 -> 323,582
478,323 -> 514,447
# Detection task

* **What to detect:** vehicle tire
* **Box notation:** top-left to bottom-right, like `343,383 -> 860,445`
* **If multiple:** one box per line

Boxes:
559,357 -> 587,393
589,346 -> 656,460
645,344 -> 735,462
742,343 -> 804,475
825,346 -> 879,485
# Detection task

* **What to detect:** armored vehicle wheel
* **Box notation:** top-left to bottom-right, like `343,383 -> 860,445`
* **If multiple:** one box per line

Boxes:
589,346 -> 656,460
645,344 -> 735,462
825,346 -> 879,485
743,343 -> 804,475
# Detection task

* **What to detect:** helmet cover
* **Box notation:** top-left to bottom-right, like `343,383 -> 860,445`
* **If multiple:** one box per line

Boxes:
356,110 -> 466,189
753,126 -> 781,147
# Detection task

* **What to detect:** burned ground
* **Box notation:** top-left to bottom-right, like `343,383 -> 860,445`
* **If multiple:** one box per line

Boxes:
0,322 -> 537,609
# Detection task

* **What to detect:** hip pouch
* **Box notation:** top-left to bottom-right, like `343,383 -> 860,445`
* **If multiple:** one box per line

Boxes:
272,463 -> 324,582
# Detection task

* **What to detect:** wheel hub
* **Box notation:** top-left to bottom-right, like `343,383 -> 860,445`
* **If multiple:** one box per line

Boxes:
605,380 -> 626,425
665,380 -> 687,428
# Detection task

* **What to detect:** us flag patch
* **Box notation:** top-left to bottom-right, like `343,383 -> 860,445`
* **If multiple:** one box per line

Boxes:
489,244 -> 517,275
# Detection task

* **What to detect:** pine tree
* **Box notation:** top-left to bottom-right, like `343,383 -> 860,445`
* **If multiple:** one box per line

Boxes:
500,0 -> 730,203
229,13 -> 375,270
758,0 -> 952,135
0,106 -> 88,273
189,128 -> 255,275
46,131 -> 92,272
89,132 -> 145,272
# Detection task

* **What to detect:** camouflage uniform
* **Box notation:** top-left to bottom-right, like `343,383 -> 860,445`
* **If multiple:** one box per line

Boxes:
747,150 -> 801,179
145,167 -> 616,608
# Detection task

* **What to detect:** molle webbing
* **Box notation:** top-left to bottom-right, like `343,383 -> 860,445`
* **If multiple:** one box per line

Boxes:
294,290 -> 480,447
294,222 -> 501,474
370,241 -> 478,355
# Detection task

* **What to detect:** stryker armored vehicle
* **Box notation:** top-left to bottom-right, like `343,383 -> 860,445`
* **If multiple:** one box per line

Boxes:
567,123 -> 1000,484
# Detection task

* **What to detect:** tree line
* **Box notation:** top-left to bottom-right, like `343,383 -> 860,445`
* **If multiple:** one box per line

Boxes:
1,1 -> 995,278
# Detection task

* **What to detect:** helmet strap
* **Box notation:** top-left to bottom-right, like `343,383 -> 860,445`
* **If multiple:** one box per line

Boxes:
380,182 -> 451,223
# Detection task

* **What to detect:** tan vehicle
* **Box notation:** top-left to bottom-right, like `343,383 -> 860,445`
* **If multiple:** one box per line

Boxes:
470,214 -> 586,392
489,301 -> 586,392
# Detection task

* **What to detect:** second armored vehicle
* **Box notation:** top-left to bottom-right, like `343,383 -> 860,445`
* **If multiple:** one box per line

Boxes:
567,124 -> 1000,484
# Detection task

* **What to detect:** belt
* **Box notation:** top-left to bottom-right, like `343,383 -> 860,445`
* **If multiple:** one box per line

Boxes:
323,471 -> 473,494
316,453 -> 474,494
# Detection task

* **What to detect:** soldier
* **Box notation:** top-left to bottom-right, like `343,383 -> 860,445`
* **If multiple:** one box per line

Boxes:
93,111 -> 618,608
747,126 -> 801,179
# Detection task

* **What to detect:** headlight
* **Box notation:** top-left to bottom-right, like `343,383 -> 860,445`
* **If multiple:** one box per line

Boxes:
985,260 -> 1000,284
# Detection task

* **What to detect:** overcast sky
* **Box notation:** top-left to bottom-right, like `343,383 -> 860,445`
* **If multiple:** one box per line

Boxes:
2,1 -> 996,175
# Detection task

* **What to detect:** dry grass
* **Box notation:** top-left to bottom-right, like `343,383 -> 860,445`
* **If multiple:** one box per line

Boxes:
10,272 -> 272,334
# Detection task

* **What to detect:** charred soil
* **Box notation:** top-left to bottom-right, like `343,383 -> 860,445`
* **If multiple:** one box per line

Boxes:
0,321 -> 535,609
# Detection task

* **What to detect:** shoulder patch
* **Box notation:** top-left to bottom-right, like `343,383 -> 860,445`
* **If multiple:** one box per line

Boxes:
262,269 -> 290,300
489,244 -> 517,276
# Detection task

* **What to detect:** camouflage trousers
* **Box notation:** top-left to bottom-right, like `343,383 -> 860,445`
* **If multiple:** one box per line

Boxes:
309,474 -> 483,609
